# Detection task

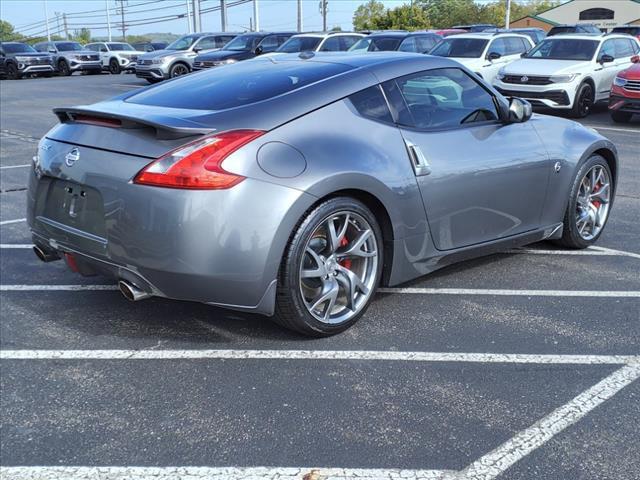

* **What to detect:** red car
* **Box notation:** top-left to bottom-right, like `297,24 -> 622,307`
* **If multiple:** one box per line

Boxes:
432,29 -> 466,37
609,55 -> 640,123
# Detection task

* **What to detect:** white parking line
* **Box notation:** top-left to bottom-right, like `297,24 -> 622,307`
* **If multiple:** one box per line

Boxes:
0,164 -> 30,170
0,218 -> 26,226
508,246 -> 640,259
584,125 -> 640,134
459,362 -> 640,480
0,466 -> 453,480
378,288 -> 640,298
0,244 -> 33,248
2,349 -> 638,364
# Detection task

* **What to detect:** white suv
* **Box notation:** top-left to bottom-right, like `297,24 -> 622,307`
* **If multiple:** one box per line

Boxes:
429,33 -> 534,84
85,42 -> 145,74
267,32 -> 365,56
493,34 -> 640,117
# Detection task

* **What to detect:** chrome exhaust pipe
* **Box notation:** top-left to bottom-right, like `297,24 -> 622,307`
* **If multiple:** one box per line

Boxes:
33,245 -> 61,263
118,280 -> 152,302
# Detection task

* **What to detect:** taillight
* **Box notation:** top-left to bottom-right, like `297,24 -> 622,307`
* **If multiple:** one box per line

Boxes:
134,130 -> 264,190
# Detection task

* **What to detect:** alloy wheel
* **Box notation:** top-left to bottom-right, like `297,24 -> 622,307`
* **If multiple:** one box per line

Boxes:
575,164 -> 611,241
171,64 -> 189,77
299,211 -> 379,324
578,85 -> 593,117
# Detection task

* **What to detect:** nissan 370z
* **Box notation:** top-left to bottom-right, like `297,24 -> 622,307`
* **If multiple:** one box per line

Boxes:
28,53 -> 617,336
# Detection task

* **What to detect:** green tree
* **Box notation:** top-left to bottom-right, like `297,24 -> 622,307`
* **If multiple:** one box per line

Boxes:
0,20 -> 24,42
417,0 -> 480,28
386,4 -> 431,31
353,0 -> 387,30
71,28 -> 92,45
126,34 -> 152,44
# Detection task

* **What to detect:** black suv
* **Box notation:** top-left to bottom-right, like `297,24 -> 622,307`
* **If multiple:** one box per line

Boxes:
547,24 -> 602,36
192,32 -> 294,71
0,42 -> 55,79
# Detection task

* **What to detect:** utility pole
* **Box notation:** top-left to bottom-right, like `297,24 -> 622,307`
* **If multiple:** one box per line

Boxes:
105,0 -> 112,41
54,12 -> 62,38
185,0 -> 192,33
220,0 -> 227,32
117,0 -> 126,41
253,0 -> 259,32
297,0 -> 302,32
505,0 -> 511,29
319,0 -> 328,32
191,0 -> 201,32
44,0 -> 51,41
62,13 -> 69,40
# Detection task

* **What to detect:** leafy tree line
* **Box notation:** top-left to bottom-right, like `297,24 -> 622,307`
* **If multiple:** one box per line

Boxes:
353,0 -> 561,31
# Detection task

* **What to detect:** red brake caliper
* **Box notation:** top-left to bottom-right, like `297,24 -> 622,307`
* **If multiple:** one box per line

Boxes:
592,182 -> 601,209
339,237 -> 352,270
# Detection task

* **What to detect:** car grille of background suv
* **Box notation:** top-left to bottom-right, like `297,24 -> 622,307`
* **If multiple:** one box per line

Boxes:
502,75 -> 553,86
25,58 -> 52,65
495,88 -> 570,106
138,59 -> 152,66
624,80 -> 640,92
77,55 -> 99,61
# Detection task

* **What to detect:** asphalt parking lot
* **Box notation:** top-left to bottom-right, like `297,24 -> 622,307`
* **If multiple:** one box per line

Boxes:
0,73 -> 639,480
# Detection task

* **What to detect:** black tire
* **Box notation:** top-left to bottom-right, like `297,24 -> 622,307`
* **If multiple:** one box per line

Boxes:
274,197 -> 383,337
611,110 -> 632,123
555,155 -> 613,249
6,63 -> 20,80
569,82 -> 594,118
58,60 -> 71,76
146,78 -> 161,84
169,62 -> 189,78
109,58 -> 121,74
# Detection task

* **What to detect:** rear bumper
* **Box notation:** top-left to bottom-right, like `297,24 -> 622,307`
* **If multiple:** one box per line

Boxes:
27,141 -> 315,315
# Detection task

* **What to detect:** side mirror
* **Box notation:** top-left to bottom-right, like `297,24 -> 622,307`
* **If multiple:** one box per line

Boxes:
599,54 -> 614,64
146,46 -> 154,52
48,48 -> 57,53
193,47 -> 202,53
100,48 -> 108,52
254,45 -> 263,55
631,55 -> 640,64
506,97 -> 532,123
487,51 -> 501,61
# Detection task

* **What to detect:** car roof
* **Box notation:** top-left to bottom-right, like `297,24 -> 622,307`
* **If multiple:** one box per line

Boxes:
290,32 -> 364,38
543,33 -> 629,41
444,32 -> 532,40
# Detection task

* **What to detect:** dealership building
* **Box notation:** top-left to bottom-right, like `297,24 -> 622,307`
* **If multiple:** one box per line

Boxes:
511,0 -> 640,32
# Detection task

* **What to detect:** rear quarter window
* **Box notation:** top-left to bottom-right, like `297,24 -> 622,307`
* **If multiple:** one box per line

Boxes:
348,86 -> 393,124
126,60 -> 353,111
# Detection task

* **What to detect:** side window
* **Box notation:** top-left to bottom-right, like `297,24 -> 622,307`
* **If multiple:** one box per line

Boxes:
35,43 -> 46,52
383,68 -> 499,130
348,85 -> 393,124
416,35 -> 437,53
259,35 -> 279,52
217,36 -> 234,48
520,37 -> 532,51
631,39 -> 640,55
505,37 -> 528,55
319,36 -> 341,51
489,38 -> 508,56
614,39 -> 634,58
340,36 -> 360,50
276,35 -> 291,46
197,36 -> 217,50
398,37 -> 417,52
599,39 -> 615,58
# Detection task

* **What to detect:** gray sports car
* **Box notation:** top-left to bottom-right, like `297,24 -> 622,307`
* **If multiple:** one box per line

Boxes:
28,52 -> 617,336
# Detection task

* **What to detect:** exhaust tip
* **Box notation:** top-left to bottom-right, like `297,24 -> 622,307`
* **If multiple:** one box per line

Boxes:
118,280 -> 151,302
33,245 -> 60,263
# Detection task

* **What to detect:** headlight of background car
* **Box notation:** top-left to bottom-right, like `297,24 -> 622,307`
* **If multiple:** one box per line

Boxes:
151,57 -> 170,64
497,68 -> 506,80
221,59 -> 237,64
549,74 -> 580,83
14,56 -> 30,62
613,76 -> 628,87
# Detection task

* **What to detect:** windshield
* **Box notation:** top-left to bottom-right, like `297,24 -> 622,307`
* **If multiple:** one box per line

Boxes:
613,27 -> 640,35
2,43 -> 37,54
56,42 -> 83,51
107,43 -> 134,51
430,38 -> 488,58
525,39 -> 598,60
224,34 -> 261,51
349,37 -> 403,52
277,36 -> 322,53
166,35 -> 200,51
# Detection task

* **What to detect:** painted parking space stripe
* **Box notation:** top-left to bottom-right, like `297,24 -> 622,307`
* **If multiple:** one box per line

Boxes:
2,349 -> 638,364
378,288 -> 640,298
0,244 -> 33,248
0,164 -> 30,170
0,466 -> 453,480
458,362 -> 640,480
583,125 -> 640,134
0,218 -> 26,226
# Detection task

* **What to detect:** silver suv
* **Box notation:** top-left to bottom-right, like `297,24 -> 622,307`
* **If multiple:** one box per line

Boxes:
135,32 -> 237,83
33,41 -> 101,76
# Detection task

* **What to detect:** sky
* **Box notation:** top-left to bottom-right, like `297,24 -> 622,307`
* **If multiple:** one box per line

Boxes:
0,0 -> 428,39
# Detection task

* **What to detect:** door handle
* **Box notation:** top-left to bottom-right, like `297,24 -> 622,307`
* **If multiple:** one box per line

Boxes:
405,140 -> 431,176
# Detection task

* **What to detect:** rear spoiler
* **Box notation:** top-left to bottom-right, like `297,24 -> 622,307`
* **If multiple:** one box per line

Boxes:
53,107 -> 214,140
